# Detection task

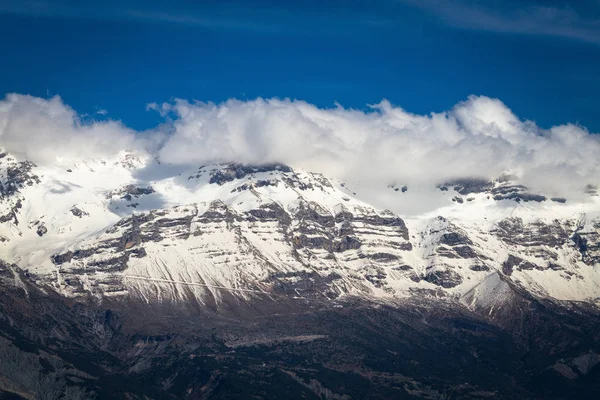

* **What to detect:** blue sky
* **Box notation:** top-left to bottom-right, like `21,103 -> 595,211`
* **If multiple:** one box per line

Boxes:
0,0 -> 599,131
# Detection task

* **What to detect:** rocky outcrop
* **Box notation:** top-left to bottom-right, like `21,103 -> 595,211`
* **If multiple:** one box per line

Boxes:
438,176 -> 548,203
107,184 -> 156,208
439,178 -> 494,195
0,159 -> 40,199
205,163 -> 292,185
70,206 -> 89,218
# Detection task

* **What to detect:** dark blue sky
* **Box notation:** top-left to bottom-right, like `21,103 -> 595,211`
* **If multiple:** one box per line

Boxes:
1,0 -> 599,131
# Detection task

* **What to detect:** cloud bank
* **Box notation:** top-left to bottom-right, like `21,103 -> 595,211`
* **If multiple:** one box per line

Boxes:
153,96 -> 600,199
1,93 -> 599,202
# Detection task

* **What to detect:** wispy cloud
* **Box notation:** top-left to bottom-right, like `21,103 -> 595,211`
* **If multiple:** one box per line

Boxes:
401,0 -> 600,44
2,0 -> 598,42
0,0 -> 278,32
0,0 -> 388,34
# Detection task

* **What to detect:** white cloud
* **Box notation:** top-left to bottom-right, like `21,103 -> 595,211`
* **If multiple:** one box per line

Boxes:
1,93 -> 599,209
155,96 -> 600,201
0,94 -> 143,164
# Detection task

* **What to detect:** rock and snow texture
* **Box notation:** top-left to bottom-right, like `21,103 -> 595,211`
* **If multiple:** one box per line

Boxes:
0,150 -> 599,307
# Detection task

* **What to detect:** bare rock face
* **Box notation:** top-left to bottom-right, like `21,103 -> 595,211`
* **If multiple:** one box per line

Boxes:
206,163 -> 292,185
434,230 -> 477,260
440,178 -> 494,195
413,217 -> 490,289
106,184 -> 156,208
572,219 -> 600,265
36,223 -> 47,237
70,206 -> 89,218
486,216 -> 600,292
0,199 -> 22,225
493,217 -> 572,261
502,255 -> 541,275
438,175 -> 547,203
423,269 -> 464,288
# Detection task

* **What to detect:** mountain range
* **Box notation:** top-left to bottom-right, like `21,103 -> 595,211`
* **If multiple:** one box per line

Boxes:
0,150 -> 599,399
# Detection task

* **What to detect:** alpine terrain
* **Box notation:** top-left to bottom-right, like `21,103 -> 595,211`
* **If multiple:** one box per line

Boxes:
0,149 -> 599,399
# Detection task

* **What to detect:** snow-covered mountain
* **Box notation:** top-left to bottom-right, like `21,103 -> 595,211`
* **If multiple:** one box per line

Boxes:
0,149 -> 599,310
1,149 -> 600,399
